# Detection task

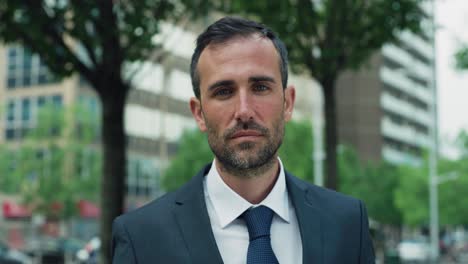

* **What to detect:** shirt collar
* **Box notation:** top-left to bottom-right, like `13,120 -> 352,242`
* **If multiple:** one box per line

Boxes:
205,158 -> 290,229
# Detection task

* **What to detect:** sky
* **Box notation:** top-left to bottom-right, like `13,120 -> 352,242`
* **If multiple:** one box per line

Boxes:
436,0 -> 468,155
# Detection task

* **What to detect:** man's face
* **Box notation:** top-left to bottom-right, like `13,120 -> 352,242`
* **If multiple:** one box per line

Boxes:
190,35 -> 295,173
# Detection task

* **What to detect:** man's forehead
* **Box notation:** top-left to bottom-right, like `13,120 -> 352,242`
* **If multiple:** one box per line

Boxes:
196,34 -> 282,94
198,35 -> 280,67
205,34 -> 269,51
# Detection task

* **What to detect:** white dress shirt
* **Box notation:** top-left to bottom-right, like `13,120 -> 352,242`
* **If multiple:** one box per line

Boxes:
203,158 -> 303,264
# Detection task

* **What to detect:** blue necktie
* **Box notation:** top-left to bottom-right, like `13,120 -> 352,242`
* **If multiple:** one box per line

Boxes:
241,205 -> 279,264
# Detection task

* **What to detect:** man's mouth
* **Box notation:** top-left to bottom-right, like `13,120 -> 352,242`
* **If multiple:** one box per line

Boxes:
230,130 -> 263,139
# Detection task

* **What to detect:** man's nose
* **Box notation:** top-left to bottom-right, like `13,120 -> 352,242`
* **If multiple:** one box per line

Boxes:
234,90 -> 254,122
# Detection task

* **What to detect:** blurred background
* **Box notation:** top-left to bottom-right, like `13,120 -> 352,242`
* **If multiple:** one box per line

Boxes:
0,0 -> 467,263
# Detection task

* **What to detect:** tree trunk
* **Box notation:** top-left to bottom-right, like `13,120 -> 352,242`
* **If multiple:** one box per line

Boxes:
322,77 -> 339,190
99,82 -> 127,264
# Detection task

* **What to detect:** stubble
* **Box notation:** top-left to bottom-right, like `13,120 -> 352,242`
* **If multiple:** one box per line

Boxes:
205,118 -> 284,179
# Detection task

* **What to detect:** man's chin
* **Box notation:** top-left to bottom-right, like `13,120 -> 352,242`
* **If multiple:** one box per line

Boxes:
222,155 -> 277,174
237,141 -> 257,150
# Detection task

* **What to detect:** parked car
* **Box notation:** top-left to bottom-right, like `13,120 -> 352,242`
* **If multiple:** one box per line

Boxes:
397,239 -> 430,262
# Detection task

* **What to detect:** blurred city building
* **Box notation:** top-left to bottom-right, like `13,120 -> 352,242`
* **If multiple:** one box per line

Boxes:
335,1 -> 435,166
0,43 -> 164,208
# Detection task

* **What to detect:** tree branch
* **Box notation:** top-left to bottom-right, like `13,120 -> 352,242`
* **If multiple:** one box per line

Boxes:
20,0 -> 97,86
80,33 -> 99,68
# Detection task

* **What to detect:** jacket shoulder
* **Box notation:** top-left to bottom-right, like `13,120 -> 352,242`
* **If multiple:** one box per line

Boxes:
114,163 -> 210,227
286,172 -> 364,214
115,191 -> 177,225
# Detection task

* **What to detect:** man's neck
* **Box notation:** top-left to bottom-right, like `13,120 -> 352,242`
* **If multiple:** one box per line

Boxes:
215,157 -> 280,204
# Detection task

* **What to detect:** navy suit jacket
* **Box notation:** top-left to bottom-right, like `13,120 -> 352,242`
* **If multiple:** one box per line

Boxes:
112,164 -> 375,263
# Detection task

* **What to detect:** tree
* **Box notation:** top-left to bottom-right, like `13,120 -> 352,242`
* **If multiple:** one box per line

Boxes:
0,145 -> 20,193
455,45 -> 468,69
2,104 -> 101,220
394,163 -> 428,227
162,129 -> 213,192
437,158 -> 468,226
162,120 -> 313,191
215,0 -> 424,190
339,146 -> 402,226
394,133 -> 468,227
24,104 -> 101,220
278,120 -> 313,182
0,2 -> 193,261
436,131 -> 468,225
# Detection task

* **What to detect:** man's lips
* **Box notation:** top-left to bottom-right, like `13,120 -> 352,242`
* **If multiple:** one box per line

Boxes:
230,130 -> 263,139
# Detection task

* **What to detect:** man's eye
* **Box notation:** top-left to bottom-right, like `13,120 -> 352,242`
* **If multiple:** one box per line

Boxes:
213,88 -> 233,97
253,84 -> 269,92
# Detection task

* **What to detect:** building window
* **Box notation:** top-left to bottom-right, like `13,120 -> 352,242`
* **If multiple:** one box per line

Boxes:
22,98 -> 31,122
38,72 -> 48,84
8,47 -> 17,58
5,129 -> 15,140
126,157 -> 160,199
4,95 -> 63,141
52,95 -> 63,107
6,45 -> 57,89
7,100 -> 16,124
7,78 -> 16,88
23,76 -> 31,86
37,96 -> 46,108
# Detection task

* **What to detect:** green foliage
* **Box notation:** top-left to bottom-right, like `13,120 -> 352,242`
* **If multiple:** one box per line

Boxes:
0,146 -> 28,194
0,148 -> 7,186
339,146 -> 402,225
455,130 -> 468,157
393,134 -> 468,227
394,163 -> 428,227
455,46 -> 468,70
27,103 -> 66,140
338,146 -> 364,181
162,129 -> 213,192
363,163 -> 402,225
0,104 -> 101,220
278,120 -> 313,181
437,132 -> 468,225
438,159 -> 468,225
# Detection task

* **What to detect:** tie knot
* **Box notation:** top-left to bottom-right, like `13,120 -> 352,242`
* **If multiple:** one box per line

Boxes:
241,205 -> 274,241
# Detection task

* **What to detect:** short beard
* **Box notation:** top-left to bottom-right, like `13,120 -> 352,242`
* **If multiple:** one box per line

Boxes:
206,119 -> 284,179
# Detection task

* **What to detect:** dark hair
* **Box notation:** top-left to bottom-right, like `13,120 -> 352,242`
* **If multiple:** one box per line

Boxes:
190,16 -> 289,99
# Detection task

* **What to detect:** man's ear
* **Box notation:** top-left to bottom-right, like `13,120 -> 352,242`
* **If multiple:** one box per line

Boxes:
190,97 -> 207,132
283,85 -> 296,122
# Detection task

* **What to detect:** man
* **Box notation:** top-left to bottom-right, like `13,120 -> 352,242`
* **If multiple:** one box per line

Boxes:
112,17 -> 375,264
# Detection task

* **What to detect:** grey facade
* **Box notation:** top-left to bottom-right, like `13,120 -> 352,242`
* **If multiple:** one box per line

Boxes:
336,3 -> 435,166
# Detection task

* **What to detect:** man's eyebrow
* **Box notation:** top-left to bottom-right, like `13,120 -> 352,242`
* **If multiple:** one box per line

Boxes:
248,76 -> 276,83
207,80 -> 235,92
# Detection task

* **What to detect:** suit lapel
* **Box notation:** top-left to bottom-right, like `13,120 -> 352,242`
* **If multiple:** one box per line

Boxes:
173,165 -> 224,264
286,172 -> 324,264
